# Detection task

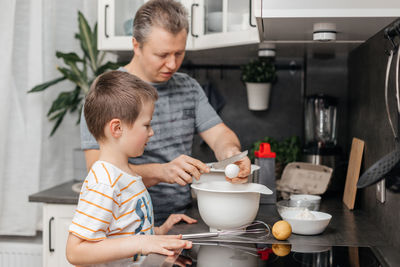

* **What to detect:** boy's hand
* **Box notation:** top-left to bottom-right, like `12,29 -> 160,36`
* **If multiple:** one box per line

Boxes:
225,156 -> 251,184
136,235 -> 192,256
162,155 -> 210,186
156,214 -> 197,235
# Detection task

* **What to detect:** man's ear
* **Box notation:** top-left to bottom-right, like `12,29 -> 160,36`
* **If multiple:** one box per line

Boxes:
109,119 -> 123,138
132,37 -> 141,56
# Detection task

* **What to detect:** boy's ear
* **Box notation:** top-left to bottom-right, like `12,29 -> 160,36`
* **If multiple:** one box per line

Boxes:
109,119 -> 123,138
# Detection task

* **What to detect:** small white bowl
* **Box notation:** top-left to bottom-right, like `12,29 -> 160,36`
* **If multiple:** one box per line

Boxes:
191,181 -> 272,231
290,194 -> 321,210
280,210 -> 332,235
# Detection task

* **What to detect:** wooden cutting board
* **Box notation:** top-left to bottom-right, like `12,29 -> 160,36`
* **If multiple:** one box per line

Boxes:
343,138 -> 365,210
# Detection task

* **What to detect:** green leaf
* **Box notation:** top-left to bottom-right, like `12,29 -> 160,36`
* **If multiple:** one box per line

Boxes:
49,110 -> 67,137
241,58 -> 277,83
78,11 -> 97,72
27,77 -> 67,93
47,91 -> 74,116
56,51 -> 83,64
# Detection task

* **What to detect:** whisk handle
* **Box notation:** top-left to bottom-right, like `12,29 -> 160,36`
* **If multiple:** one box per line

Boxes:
181,232 -> 219,239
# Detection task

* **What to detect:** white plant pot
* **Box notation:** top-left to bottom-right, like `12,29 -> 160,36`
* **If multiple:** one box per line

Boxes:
245,82 -> 271,110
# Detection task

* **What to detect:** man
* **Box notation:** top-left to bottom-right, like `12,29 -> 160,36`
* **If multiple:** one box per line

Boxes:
81,0 -> 251,224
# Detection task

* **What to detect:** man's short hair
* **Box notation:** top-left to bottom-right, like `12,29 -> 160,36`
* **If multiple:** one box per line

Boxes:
84,71 -> 158,141
133,0 -> 189,44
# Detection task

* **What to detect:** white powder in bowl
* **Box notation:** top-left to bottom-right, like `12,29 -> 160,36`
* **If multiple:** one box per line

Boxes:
295,209 -> 316,220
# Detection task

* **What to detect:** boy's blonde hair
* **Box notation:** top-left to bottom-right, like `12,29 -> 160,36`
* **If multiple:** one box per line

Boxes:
84,71 -> 158,141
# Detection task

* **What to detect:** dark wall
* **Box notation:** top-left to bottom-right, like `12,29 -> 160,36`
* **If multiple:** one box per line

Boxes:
183,63 -> 303,163
181,46 -> 349,166
348,21 -> 400,247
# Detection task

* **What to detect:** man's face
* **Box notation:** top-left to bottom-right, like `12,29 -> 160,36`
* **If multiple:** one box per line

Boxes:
133,26 -> 187,83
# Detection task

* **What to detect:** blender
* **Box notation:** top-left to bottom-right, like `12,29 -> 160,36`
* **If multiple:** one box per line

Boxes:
303,94 -> 343,192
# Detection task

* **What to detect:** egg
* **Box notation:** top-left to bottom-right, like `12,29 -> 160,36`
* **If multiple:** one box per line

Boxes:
225,164 -> 239,178
272,220 -> 292,241
272,244 -> 291,257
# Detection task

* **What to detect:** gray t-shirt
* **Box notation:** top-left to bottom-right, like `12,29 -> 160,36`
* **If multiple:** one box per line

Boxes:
80,70 -> 222,224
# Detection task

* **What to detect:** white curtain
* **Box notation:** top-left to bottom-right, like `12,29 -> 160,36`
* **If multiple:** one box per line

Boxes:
0,0 -> 99,236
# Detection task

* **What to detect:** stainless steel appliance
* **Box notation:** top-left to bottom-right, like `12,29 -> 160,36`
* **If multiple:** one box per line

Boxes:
303,94 -> 343,192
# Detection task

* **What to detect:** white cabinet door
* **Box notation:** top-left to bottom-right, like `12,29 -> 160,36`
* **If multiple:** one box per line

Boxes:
43,204 -> 76,267
190,0 -> 259,50
98,0 -> 146,51
98,0 -> 193,51
97,0 -> 258,51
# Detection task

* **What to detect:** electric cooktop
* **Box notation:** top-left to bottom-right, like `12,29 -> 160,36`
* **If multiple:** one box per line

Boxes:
169,243 -> 386,267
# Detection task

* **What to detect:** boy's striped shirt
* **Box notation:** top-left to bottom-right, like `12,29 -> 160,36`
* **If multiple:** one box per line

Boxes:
69,161 -> 154,241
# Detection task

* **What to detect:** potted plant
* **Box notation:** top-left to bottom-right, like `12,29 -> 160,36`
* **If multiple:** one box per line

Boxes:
28,12 -> 121,181
28,11 -> 121,136
241,58 -> 277,110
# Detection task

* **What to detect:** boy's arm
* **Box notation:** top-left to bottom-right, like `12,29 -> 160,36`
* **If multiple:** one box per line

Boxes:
154,214 -> 197,235
66,233 -> 191,266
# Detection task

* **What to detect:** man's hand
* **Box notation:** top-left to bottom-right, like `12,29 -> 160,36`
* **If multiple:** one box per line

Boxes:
225,156 -> 251,184
161,155 -> 210,186
155,214 -> 197,235
135,235 -> 192,256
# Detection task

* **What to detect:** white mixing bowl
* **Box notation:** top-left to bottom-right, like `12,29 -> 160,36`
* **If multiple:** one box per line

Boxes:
191,181 -> 272,231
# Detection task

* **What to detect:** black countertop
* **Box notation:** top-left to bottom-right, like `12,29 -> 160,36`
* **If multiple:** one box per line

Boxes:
29,180 -> 80,204
29,181 -> 400,266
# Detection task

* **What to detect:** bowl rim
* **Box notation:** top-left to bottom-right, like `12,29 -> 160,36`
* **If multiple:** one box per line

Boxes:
191,181 -> 272,194
280,210 -> 332,222
290,194 -> 321,201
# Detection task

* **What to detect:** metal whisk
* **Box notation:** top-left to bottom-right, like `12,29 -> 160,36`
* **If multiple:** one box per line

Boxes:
181,221 -> 270,240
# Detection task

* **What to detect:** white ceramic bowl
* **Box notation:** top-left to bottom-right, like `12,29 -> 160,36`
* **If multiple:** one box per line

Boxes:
280,210 -> 332,235
197,244 -> 258,267
276,200 -> 318,218
290,194 -> 321,210
191,181 -> 272,231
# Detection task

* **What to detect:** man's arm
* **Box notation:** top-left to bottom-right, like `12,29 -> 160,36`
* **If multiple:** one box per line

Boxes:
130,155 -> 210,187
199,123 -> 251,183
84,149 -> 209,187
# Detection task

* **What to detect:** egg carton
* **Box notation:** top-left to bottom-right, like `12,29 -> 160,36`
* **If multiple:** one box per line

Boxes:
276,162 -> 333,196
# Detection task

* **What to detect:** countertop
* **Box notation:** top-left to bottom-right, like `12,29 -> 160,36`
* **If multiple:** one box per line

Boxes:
29,180 -> 80,204
29,181 -> 400,266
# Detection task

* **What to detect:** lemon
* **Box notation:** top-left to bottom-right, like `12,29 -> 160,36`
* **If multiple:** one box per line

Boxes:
272,244 -> 291,257
272,220 -> 292,241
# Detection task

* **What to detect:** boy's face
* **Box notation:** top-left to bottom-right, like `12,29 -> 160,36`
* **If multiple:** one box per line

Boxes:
133,26 -> 187,83
121,101 -> 155,157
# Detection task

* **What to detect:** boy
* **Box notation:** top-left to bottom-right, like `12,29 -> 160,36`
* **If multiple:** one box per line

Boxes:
66,71 -> 195,266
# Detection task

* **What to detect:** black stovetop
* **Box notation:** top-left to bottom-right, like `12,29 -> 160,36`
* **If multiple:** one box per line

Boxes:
173,243 -> 386,267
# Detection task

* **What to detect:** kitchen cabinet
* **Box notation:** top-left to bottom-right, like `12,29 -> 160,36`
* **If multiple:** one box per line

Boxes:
97,0 -> 259,51
254,0 -> 400,43
42,204 -> 75,267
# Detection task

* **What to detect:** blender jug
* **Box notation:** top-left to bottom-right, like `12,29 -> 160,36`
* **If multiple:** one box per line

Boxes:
305,94 -> 337,147
304,94 -> 343,192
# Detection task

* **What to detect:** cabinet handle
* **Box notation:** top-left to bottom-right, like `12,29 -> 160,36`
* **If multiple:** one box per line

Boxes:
249,0 -> 256,27
49,217 -> 55,252
104,4 -> 109,38
191,3 -> 199,38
